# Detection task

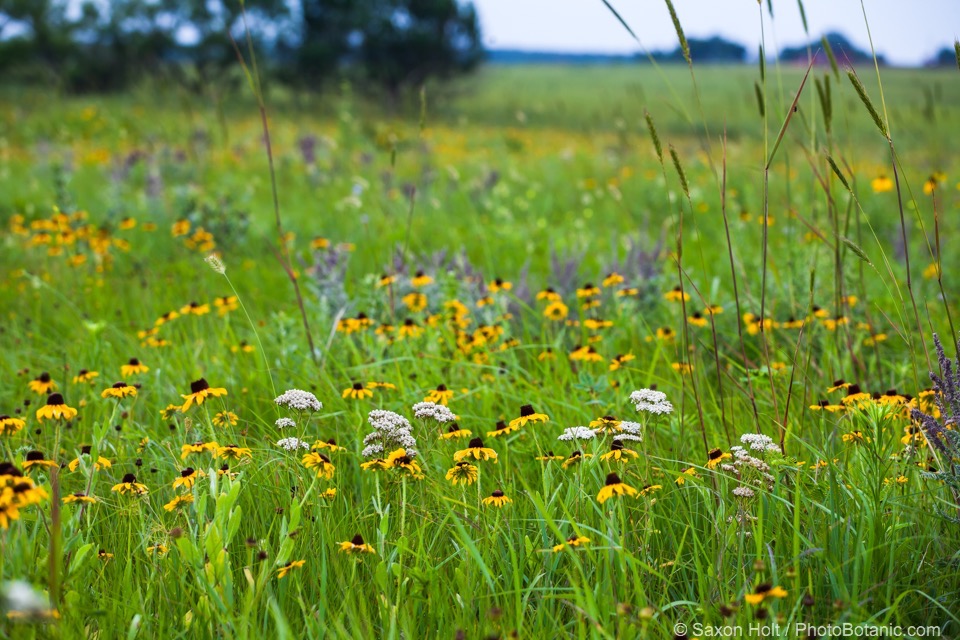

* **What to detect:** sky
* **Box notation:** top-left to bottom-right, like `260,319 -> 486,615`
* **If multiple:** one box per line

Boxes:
473,0 -> 959,66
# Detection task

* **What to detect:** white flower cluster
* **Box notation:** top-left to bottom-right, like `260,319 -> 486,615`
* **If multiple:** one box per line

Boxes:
558,426 -> 596,441
362,409 -> 417,458
412,402 -> 457,423
274,389 -> 323,412
275,417 -> 296,429
732,486 -> 756,498
740,432 -> 780,453
629,389 -> 674,415
276,437 -> 310,451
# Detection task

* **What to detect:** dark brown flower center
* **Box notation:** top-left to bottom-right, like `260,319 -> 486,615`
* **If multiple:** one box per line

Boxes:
121,473 -> 137,483
492,489 -> 504,497
190,378 -> 210,393
708,448 -> 723,460
46,393 -> 65,406
351,534 -> 365,545
519,404 -> 534,417
605,473 -> 622,485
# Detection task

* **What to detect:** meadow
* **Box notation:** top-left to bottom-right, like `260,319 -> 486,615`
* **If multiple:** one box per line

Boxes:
0,46 -> 959,639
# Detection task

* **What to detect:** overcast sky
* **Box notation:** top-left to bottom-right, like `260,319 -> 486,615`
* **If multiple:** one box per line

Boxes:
474,0 -> 959,66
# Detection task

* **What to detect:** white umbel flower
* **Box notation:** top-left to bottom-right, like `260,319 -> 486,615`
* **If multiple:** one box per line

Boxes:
276,437 -> 310,451
274,389 -> 323,412
275,417 -> 296,429
558,426 -> 596,441
740,432 -> 780,453
733,486 -> 755,498
629,389 -> 674,415
412,402 -> 457,423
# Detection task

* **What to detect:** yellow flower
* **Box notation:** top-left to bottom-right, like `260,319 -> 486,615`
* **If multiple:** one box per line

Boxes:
180,378 -> 228,411
871,175 -> 893,193
72,369 -> 100,384
36,394 -> 78,422
402,292 -> 428,312
445,461 -> 479,486
536,288 -> 561,302
180,301 -> 211,316
213,411 -> 239,427
706,448 -> 732,469
487,420 -> 520,438
597,473 -> 638,503
216,444 -> 252,460
509,404 -> 549,429
552,535 -> 591,553
302,452 -> 336,479
398,319 -> 424,339
487,278 -> 512,293
101,381 -> 137,399
599,441 -> 638,462
63,493 -> 97,504
213,295 -> 238,315
664,286 -> 689,302
744,583 -> 788,605
609,353 -> 635,371
22,451 -> 57,471
111,473 -> 148,495
440,423 -> 472,440
28,372 -> 57,395
339,534 -> 376,554
576,283 -> 601,298
424,384 -> 454,405
602,272 -> 624,287
277,559 -> 306,578
342,382 -> 374,400
454,437 -> 498,462
411,270 -> 433,287
385,448 -> 423,479
121,358 -> 149,377
0,415 -> 26,437
562,450 -> 593,468
181,441 -> 219,460
482,489 -> 512,508
543,301 -> 569,321
377,274 -> 396,287
322,488 -> 337,500
172,467 -> 205,490
675,467 -> 698,485
67,446 -> 111,472
163,494 -> 194,512
589,415 -> 621,433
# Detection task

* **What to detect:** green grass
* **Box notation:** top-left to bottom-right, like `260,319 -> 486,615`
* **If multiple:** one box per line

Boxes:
0,51 -> 959,639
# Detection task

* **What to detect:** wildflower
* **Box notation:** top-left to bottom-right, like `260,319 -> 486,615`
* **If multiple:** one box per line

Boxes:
213,295 -> 238,315
146,544 -> 169,555
63,493 -> 97,504
687,312 -> 708,327
277,560 -> 306,578
36,393 -> 78,422
322,488 -> 337,499
385,448 -> 423,479
213,411 -> 239,427
28,372 -> 57,395
67,446 -> 111,472
377,274 -> 396,287
339,534 -> 376,554
600,440 -> 638,462
664,286 -> 689,302
342,381 -> 374,400
706,448 -> 732,469
704,304 -> 724,315
411,270 -> 433,287
101,381 -> 137,399
454,437 -> 498,462
609,353 -> 635,371
487,420 -> 519,438
398,319 -> 423,339
181,441 -> 219,460
654,326 -> 676,342
638,484 -> 662,497
217,444 -> 253,460
590,415 -> 622,433
164,494 -> 194,512
232,341 -> 255,353
412,401 -> 457,424
543,301 -> 569,321
445,462 -> 478,486
538,348 -> 556,361
509,404 -> 549,429
536,288 -> 561,302
22,451 -> 57,470
602,273 -> 624,287
402,292 -> 428,313
275,417 -> 296,429
72,369 -> 99,384
424,384 -> 454,405
744,584 -> 788,605
0,415 -> 26,436
576,283 -> 601,298
740,433 -> 780,453
161,404 -> 182,420
275,389 -> 323,412
672,362 -> 694,374
552,535 -> 591,552
871,175 -> 893,193
277,437 -> 310,451
617,287 -> 639,297
440,423 -> 472,440
569,345 -> 603,362
809,400 -> 845,413
181,378 -> 228,411
842,430 -> 867,444
360,458 -> 388,472
840,384 -> 871,408
172,467 -> 204,490
827,379 -> 851,393
172,219 -> 191,236
180,301 -> 210,316
562,450 -> 593,468
111,473 -> 148,495
482,489 -> 512,507
488,278 -> 512,293
675,467 -> 698,485
302,452 -> 335,479
733,486 -> 756,498
121,358 -> 149,377
630,389 -> 674,415
597,473 -> 638,503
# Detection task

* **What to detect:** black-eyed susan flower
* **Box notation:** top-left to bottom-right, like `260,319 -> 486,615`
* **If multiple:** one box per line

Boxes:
552,535 -> 591,552
367,381 -> 397,391
181,441 -> 219,460
212,411 -> 239,427
840,384 -> 871,408
161,404 -> 181,420
21,451 -> 56,472
321,488 -> 337,500
180,301 -> 210,316
445,461 -> 478,486
377,273 -> 396,287
312,438 -> 345,452
411,270 -> 433,287
146,544 -> 169,555
385,448 -> 423,479
216,444 -> 252,460
535,451 -> 565,462
63,492 -> 97,504
36,394 -> 78,422
664,286 -> 689,302
67,446 -> 111,472
172,467 -> 205,490
687,312 -> 708,327
72,369 -> 99,384
101,381 -> 137,399
342,382 -> 373,400
487,420 -> 519,438
536,288 -> 561,302
744,584 -> 788,605
454,437 -> 498,462
29,372 -> 57,395
302,452 -> 335,479
401,292 -> 428,313
562,450 -> 593,468
576,283 -> 601,298
440,423 -> 472,440
488,278 -> 512,293
121,358 -> 149,377
482,489 -> 512,508
871,174 -> 893,193
213,295 -> 238,315
617,286 -> 639,297
538,348 -> 556,361
111,473 -> 148,495
360,458 -> 388,472
597,473 -> 638,503
675,467 -> 698,485
589,415 -> 621,433
842,430 -> 868,445
543,301 -> 569,321
599,440 -> 638,462
809,400 -> 845,413
638,484 -> 662,497
609,353 -> 635,371
569,344 -> 603,362
602,272 -> 624,287
180,378 -> 228,411
231,341 -> 255,353
277,559 -> 306,578
509,404 -> 549,429
706,448 -> 732,469
339,534 -> 376,554
424,384 -> 454,405
163,494 -> 194,512
0,415 -> 26,437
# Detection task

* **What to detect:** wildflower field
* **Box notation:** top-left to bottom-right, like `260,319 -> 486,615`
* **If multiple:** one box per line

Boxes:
2,21 -> 960,640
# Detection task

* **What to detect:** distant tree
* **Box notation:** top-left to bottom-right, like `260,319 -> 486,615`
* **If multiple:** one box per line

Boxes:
928,46 -> 959,68
779,32 -> 884,66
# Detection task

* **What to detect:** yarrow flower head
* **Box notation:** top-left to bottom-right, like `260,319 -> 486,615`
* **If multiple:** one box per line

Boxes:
274,389 -> 323,412
558,426 -> 597,442
275,417 -> 296,429
276,437 -> 310,451
412,402 -> 457,423
739,432 -> 780,453
362,410 -> 418,460
629,388 -> 674,415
